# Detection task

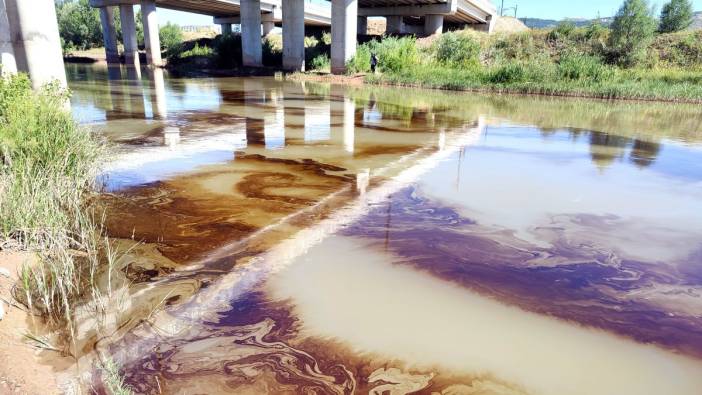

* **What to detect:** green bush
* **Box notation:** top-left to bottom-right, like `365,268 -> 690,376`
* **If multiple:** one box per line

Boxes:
558,53 -> 613,81
347,42 -> 372,73
488,32 -> 539,62
178,43 -> 213,58
548,21 -> 577,41
488,62 -> 528,84
433,32 -> 481,67
350,36 -> 419,74
160,23 -> 183,54
608,0 -> 657,67
309,54 -> 330,71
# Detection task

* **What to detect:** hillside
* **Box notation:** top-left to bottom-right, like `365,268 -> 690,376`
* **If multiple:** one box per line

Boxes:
520,11 -> 701,30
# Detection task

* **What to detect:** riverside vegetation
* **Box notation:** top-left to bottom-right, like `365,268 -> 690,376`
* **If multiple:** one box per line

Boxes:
163,0 -> 702,101
345,0 -> 702,101
0,74 -> 133,392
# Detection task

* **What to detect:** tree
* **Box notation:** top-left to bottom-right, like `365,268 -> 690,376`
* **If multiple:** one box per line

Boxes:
159,23 -> 183,53
55,0 -> 103,51
659,0 -> 693,33
608,0 -> 657,67
55,0 -> 123,51
136,10 -> 144,46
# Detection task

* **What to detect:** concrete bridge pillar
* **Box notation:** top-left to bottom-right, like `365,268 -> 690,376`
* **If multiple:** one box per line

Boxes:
262,12 -> 276,37
282,0 -> 305,71
221,23 -> 232,35
0,0 -> 17,75
141,0 -> 163,67
98,6 -> 120,64
119,4 -> 140,68
357,16 -> 367,35
424,14 -> 444,36
331,0 -> 357,74
386,16 -> 404,34
241,0 -> 263,67
4,0 -> 66,88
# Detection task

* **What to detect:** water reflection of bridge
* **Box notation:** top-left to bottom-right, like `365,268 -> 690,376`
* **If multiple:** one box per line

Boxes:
75,69 -> 447,164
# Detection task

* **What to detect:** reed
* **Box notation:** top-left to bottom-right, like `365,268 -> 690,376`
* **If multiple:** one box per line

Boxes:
0,73 -> 111,326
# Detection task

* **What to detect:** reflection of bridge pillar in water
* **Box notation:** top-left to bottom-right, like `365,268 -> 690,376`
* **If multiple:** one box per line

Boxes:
163,126 -> 180,148
127,68 -> 146,118
148,67 -> 167,119
243,79 -> 266,147
263,87 -> 286,150
329,85 -> 355,154
282,82 -> 306,142
356,168 -> 370,195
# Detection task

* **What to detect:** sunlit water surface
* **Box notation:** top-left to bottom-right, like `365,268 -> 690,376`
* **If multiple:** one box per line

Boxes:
66,64 -> 702,395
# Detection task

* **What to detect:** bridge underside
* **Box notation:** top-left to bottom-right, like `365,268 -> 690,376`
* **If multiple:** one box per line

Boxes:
85,0 -> 495,76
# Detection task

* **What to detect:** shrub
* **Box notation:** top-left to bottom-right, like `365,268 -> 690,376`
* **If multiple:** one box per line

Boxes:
548,21 -> 577,41
347,42 -> 372,73
558,53 -> 613,81
215,34 -> 243,68
348,36 -> 418,74
432,32 -> 481,67
659,0 -> 694,33
608,0 -> 657,67
0,73 -> 106,323
178,43 -> 213,58
160,23 -> 183,53
487,62 -> 527,84
309,54 -> 330,71
488,32 -> 539,62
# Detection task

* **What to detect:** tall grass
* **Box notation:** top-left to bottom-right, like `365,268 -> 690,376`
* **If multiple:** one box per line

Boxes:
0,73 -> 108,326
346,28 -> 702,102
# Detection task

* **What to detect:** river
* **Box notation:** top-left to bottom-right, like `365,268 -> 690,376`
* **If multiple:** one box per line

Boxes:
66,63 -> 702,395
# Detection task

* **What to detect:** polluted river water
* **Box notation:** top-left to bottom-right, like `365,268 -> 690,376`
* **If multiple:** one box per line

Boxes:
66,64 -> 702,395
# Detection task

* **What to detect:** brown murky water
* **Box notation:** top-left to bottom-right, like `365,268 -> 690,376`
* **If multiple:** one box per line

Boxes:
67,64 -> 702,395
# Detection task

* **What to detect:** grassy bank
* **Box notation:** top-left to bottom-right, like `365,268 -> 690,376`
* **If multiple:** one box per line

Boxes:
344,28 -> 702,102
0,74 -> 106,326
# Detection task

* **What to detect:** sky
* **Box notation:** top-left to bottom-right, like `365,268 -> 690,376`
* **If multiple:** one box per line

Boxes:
156,0 -> 702,26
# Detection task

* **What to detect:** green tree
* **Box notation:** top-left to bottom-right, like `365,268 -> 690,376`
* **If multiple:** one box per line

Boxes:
608,0 -> 657,67
55,0 -> 103,50
136,9 -> 144,46
159,23 -> 183,53
659,0 -> 694,33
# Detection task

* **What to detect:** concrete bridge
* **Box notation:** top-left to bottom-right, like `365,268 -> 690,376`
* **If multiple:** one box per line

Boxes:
0,0 -> 496,89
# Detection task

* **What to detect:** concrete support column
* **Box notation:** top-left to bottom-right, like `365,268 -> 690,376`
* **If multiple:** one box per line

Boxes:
282,0 -> 305,71
424,14 -> 444,36
119,4 -> 140,68
357,16 -> 367,35
141,0 -> 163,67
221,23 -> 232,36
0,0 -> 17,75
241,0 -> 263,67
331,0 -> 357,74
262,12 -> 276,37
99,7 -> 120,64
386,16 -> 404,34
262,21 -> 275,36
4,0 -> 66,88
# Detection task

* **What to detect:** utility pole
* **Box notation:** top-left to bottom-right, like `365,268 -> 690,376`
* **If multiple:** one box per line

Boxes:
500,0 -> 505,16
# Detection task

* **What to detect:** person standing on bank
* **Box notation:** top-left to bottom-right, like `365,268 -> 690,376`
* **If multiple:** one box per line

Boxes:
370,53 -> 378,73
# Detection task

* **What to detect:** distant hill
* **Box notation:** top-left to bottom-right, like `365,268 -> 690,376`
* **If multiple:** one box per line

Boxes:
520,11 -> 701,30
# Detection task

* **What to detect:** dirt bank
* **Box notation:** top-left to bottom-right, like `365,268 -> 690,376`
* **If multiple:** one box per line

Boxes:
0,251 -> 74,394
